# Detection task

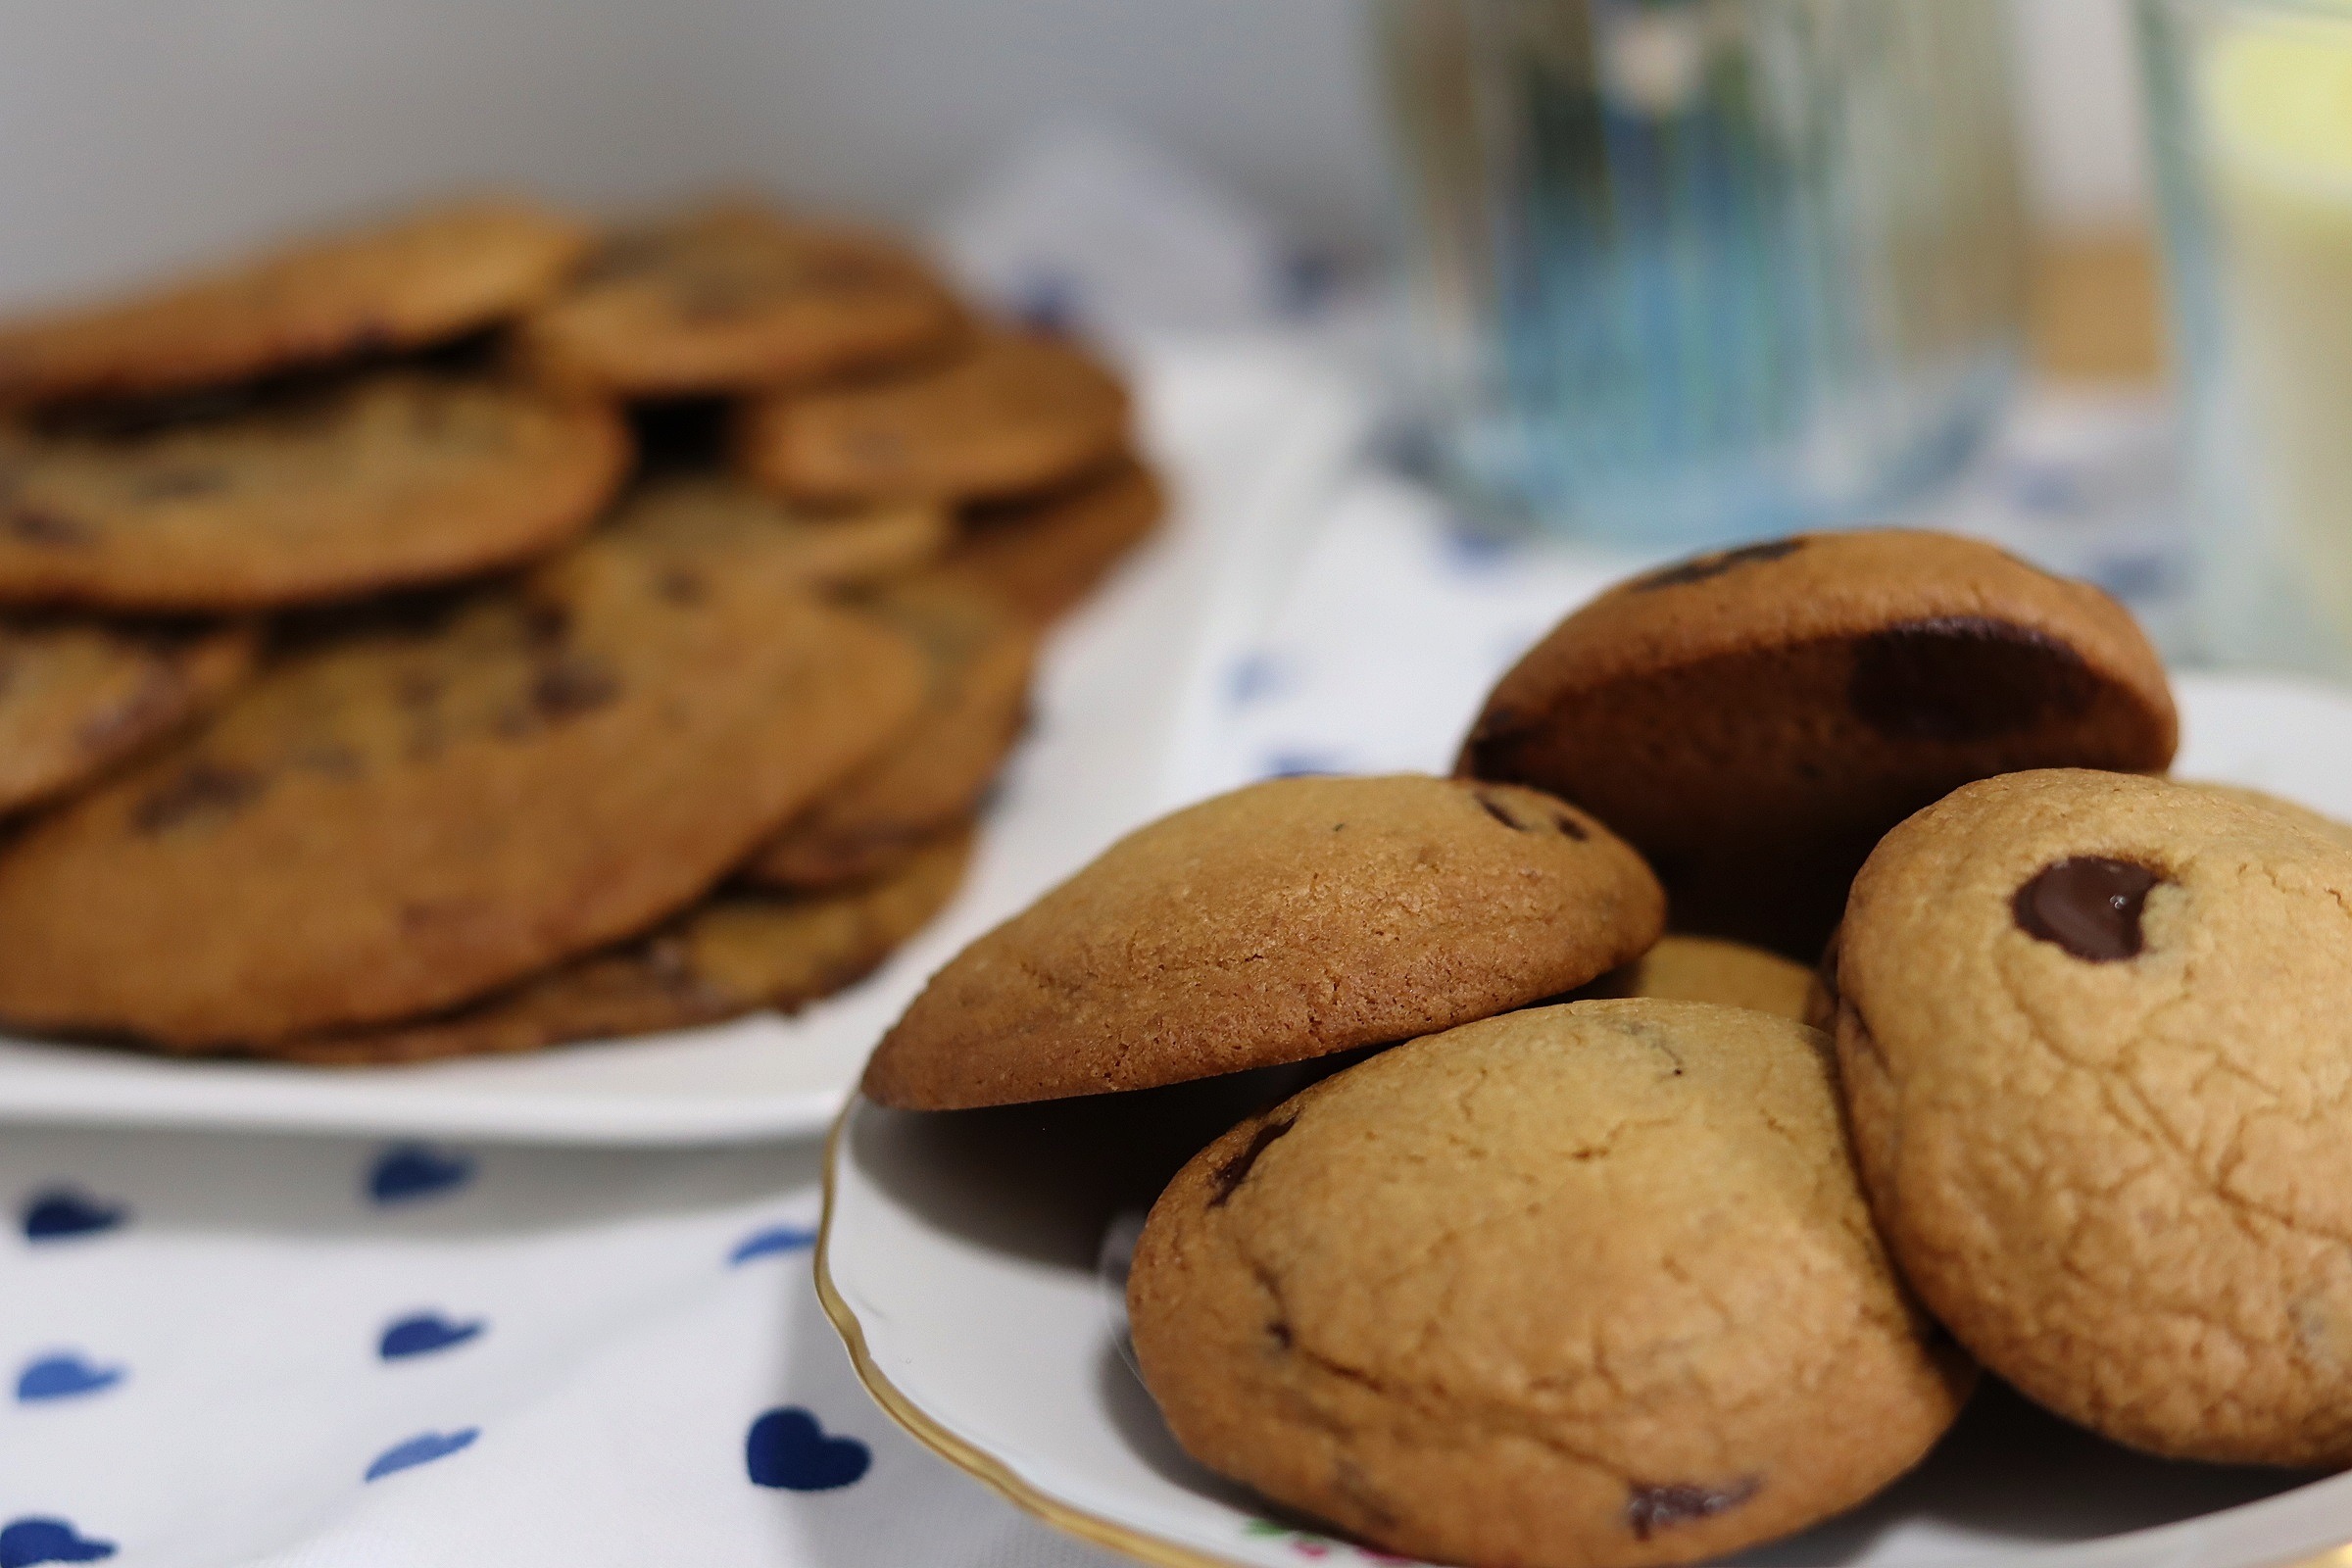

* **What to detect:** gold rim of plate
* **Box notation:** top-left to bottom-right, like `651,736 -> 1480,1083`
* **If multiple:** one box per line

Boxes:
815,1099 -> 1244,1568
813,1100 -> 2352,1568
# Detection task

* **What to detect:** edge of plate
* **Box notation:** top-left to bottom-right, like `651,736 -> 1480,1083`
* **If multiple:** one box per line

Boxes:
815,1099 -> 1252,1568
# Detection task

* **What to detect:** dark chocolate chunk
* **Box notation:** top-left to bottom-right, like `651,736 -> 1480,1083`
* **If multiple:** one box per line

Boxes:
1477,791 -> 1529,831
133,760 -> 267,835
5,508 -> 95,549
1625,1477 -> 1761,1541
1632,539 -> 1804,592
74,664 -> 185,754
2014,857 -> 2160,961
1551,808 -> 1590,841
1208,1116 -> 1297,1207
1849,616 -> 2097,744
528,656 -> 620,722
130,466 -> 231,502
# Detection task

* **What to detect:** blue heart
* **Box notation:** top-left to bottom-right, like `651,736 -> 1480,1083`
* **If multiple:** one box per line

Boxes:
364,1427 -> 478,1482
728,1224 -> 817,1265
0,1518 -> 115,1567
746,1407 -> 870,1492
366,1145 -> 474,1205
15,1354 -> 123,1402
20,1190 -> 126,1243
378,1312 -> 484,1360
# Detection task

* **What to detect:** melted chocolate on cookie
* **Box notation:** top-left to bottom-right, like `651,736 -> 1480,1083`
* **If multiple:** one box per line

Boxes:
2013,857 -> 2160,961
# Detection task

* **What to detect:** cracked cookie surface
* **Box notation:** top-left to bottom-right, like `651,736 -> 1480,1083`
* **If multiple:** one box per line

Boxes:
1459,529 -> 2176,958
1838,768 -> 2352,1465
1129,1000 -> 1973,1568
0,371 -> 629,611
862,774 -> 1664,1109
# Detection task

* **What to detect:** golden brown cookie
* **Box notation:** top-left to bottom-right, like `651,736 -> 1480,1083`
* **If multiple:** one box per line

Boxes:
0,198 -> 588,406
944,456 -> 1165,625
275,823 -> 973,1065
2181,780 -> 2352,850
0,372 -> 629,612
737,332 -> 1129,505
1130,1000 -> 1974,1568
1460,530 -> 2177,958
516,205 -> 963,398
1576,933 -> 1816,1022
1837,768 -> 2352,1466
0,517 -> 928,1050
862,774 -> 1664,1109
0,617 -> 255,816
743,575 -> 1034,890
600,472 -> 949,590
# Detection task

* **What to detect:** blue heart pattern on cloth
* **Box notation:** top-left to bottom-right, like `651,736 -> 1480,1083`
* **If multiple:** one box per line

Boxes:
15,1354 -> 123,1402
364,1428 -> 479,1482
0,1518 -> 115,1568
366,1145 -> 474,1205
745,1407 -> 871,1492
377,1312 -> 484,1360
19,1190 -> 126,1243
727,1224 -> 818,1265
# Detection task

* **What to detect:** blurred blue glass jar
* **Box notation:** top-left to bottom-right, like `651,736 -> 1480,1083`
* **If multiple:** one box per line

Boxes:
1377,0 -> 2029,546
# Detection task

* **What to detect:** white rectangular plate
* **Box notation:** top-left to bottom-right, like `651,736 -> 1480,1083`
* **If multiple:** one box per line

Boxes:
0,342 -> 1368,1146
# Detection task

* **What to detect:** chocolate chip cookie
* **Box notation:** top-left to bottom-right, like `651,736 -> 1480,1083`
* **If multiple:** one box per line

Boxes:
601,472 -> 949,591
738,331 -> 1129,505
0,519 -> 928,1049
517,205 -> 963,398
862,774 -> 1664,1109
1837,768 -> 2352,1465
744,574 -> 1034,889
1576,933 -> 1816,1022
945,455 -> 1164,625
275,823 -> 972,1064
0,198 -> 588,407
0,371 -> 629,611
1129,1000 -> 1974,1568
1460,530 -> 2177,958
0,617 -> 255,816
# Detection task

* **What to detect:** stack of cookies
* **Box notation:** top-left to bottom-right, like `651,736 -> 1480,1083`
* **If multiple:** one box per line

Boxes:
0,194 -> 1163,1062
862,531 -> 2352,1567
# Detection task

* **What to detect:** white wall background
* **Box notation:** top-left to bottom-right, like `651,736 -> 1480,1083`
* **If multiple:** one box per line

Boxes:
0,0 -> 2146,312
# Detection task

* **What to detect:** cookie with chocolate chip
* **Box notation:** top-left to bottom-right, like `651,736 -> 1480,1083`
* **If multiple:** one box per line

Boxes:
0,516 -> 927,1050
944,455 -> 1164,625
276,823 -> 972,1064
517,205 -> 963,398
1575,933 -> 1817,1022
745,574 -> 1034,890
1129,1000 -> 1973,1568
0,617 -> 255,816
601,472 -> 950,591
1837,768 -> 2352,1466
0,198 -> 588,407
1459,530 -> 2177,958
862,773 -> 1664,1109
738,331 -> 1129,506
0,371 -> 629,612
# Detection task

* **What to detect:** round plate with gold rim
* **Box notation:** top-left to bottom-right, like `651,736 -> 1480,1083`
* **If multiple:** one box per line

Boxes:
818,672 -> 2352,1568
